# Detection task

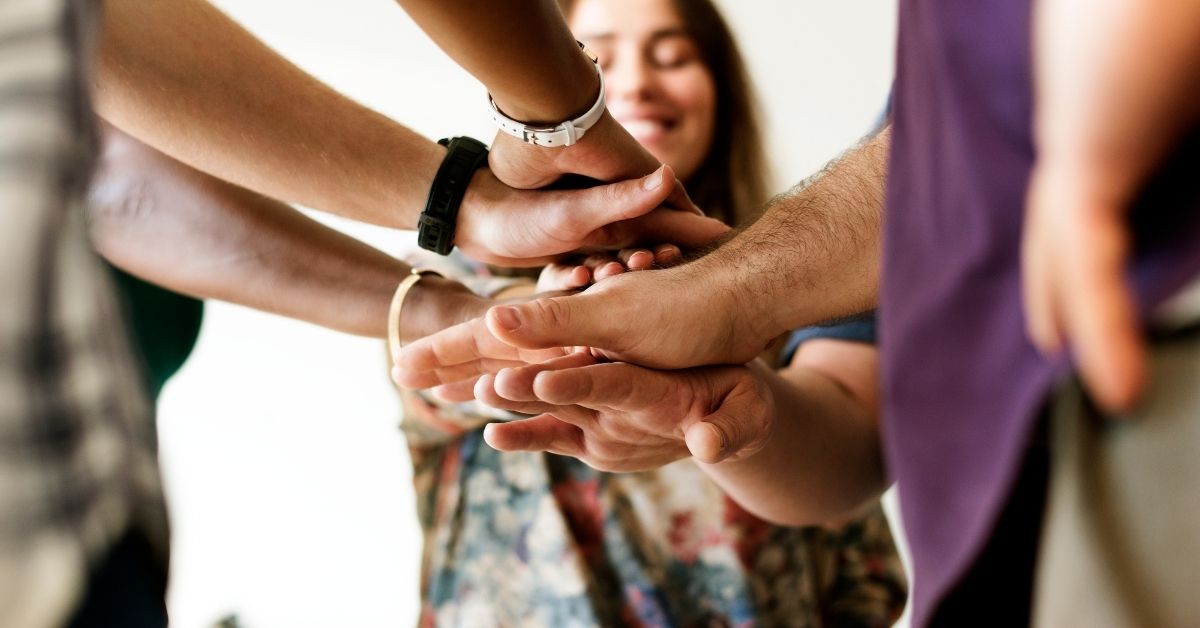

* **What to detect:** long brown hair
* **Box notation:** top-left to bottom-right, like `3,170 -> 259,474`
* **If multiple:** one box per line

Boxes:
558,0 -> 770,227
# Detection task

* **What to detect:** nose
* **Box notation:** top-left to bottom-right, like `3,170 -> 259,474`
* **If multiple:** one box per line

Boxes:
604,48 -> 656,103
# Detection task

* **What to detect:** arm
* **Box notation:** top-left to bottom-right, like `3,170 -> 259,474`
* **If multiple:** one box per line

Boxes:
95,0 -> 720,265
395,127 -> 889,386
88,126 -> 484,339
697,342 -> 884,525
1021,0 -> 1200,411
473,340 -> 885,525
394,0 -> 693,200
96,0 -> 440,230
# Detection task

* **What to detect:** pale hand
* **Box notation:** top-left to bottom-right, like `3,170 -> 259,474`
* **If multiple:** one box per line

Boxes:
475,353 -> 774,471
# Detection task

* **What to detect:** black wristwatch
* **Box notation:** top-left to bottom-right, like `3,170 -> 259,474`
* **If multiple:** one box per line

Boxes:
417,136 -> 490,255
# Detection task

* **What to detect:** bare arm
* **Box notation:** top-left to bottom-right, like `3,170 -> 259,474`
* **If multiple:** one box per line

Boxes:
96,0 -> 441,230
393,0 -> 691,201
695,127 -> 889,349
393,0 -> 596,125
95,0 -> 719,265
1022,0 -> 1200,411
88,126 -> 485,339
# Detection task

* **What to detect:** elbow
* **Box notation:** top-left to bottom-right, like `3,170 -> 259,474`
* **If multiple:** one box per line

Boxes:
86,157 -> 158,272
737,489 -> 887,528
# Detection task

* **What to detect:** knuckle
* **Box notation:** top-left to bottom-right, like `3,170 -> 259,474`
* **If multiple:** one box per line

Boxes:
535,297 -> 574,330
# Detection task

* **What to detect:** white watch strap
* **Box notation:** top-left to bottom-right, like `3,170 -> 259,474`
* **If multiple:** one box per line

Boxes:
488,57 -> 606,148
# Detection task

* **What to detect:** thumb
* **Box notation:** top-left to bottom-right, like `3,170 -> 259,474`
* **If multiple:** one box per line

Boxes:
559,165 -> 676,233
486,294 -> 620,353
684,378 -> 770,464
625,209 -> 730,250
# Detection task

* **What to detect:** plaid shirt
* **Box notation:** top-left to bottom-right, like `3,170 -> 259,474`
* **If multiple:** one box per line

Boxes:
0,0 -> 169,625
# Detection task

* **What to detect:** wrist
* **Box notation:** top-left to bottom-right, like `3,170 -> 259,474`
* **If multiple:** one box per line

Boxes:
453,168 -> 504,257
400,275 -> 489,343
687,253 -> 787,358
489,47 -> 601,126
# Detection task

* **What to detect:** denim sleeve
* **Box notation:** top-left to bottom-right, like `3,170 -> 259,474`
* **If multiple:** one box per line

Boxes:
778,312 -> 876,367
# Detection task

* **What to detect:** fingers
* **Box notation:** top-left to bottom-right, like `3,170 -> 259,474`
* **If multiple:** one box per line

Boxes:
610,208 -> 729,251
1063,215 -> 1145,412
493,353 -> 598,402
617,248 -> 655,270
550,165 -> 675,239
682,372 -> 771,464
1021,172 -> 1146,414
664,175 -> 704,215
485,293 -> 624,353
430,377 -> 482,403
395,316 -> 565,389
473,373 -> 560,416
1021,228 -> 1064,356
532,362 -> 671,409
652,244 -> 683,267
537,263 -> 591,292
483,414 -> 585,455
582,254 -> 626,281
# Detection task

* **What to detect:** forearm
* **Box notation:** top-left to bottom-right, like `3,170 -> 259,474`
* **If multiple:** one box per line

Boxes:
88,128 -> 483,338
96,0 -> 442,229
1035,0 -> 1200,196
699,360 -> 885,526
394,0 -> 598,123
691,127 -> 889,347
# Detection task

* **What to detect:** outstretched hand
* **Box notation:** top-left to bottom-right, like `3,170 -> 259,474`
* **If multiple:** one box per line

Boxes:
394,264 -> 777,392
473,353 -> 774,471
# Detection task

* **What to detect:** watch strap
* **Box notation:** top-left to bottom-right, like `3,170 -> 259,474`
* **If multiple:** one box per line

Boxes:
417,136 -> 489,255
488,42 -> 606,148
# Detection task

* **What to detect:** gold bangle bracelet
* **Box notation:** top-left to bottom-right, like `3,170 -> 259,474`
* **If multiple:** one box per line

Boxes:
387,268 -> 443,366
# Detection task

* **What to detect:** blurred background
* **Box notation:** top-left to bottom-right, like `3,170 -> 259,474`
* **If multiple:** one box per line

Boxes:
155,1 -> 900,626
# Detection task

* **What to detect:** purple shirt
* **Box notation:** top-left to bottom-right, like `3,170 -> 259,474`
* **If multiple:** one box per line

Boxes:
881,2 -> 1200,626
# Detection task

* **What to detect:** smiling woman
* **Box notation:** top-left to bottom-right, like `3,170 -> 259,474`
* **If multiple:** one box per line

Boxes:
565,0 -> 768,227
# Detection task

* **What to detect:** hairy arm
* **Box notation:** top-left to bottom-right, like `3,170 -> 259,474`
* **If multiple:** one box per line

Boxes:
696,126 -> 889,350
88,126 -> 485,339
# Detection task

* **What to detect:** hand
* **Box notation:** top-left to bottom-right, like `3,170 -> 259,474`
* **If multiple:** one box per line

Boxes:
1021,164 -> 1144,412
474,353 -> 774,471
455,164 -> 726,267
394,262 -> 779,390
488,111 -> 699,214
535,244 -> 684,292
395,274 -> 490,344
1022,0 -> 1200,412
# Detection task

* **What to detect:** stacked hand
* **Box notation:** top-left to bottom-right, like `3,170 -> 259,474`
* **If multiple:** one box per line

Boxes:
473,353 -> 774,471
393,258 -> 777,396
455,163 -> 725,267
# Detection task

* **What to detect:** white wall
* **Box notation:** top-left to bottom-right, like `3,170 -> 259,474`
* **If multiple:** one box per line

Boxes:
156,2 -> 899,626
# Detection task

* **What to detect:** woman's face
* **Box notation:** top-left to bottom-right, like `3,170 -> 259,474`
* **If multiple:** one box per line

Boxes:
569,0 -> 717,181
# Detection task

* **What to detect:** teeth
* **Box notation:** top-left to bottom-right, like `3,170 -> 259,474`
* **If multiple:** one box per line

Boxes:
621,119 -> 667,136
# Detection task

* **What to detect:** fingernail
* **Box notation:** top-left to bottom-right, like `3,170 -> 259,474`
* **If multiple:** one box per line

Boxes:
642,166 -> 665,191
494,306 -> 522,331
